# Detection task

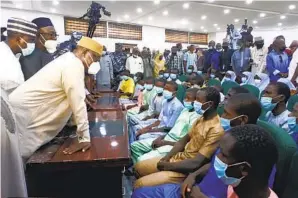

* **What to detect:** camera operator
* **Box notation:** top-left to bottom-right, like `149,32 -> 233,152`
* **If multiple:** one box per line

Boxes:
241,26 -> 254,47
226,24 -> 242,50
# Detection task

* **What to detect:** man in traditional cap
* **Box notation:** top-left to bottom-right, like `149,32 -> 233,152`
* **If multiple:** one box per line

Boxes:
9,36 -> 103,160
20,17 -> 58,80
221,38 -> 234,71
251,36 -> 268,74
0,17 -> 37,94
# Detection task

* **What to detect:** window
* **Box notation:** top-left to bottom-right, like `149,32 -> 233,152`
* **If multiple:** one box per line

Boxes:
64,17 -> 107,38
189,33 -> 208,45
108,22 -> 142,40
165,29 -> 188,43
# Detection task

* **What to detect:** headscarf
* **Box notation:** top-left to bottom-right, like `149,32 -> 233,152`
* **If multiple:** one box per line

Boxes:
241,71 -> 254,85
254,73 -> 270,92
221,70 -> 236,84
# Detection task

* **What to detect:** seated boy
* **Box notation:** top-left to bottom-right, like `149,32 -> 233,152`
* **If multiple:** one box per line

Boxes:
262,82 -> 291,131
163,69 -> 170,81
118,70 -> 135,99
133,87 -> 224,188
131,81 -> 184,142
158,70 -> 165,79
131,88 -> 200,163
170,68 -> 182,84
124,79 -> 145,110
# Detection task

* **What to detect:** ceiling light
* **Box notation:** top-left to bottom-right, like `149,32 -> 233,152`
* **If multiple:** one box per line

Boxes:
136,8 -> 142,13
15,3 -> 22,8
50,8 -> 56,13
163,10 -> 168,16
224,9 -> 230,14
204,30 -> 208,33
207,0 -> 215,2
280,15 -> 286,19
189,28 -> 193,31
117,18 -> 122,22
217,27 -> 221,30
253,20 -> 258,24
278,23 -> 282,26
180,19 -> 189,25
153,0 -> 160,5
124,14 -> 130,19
213,24 -> 218,27
52,0 -> 59,6
200,26 -> 204,29
234,19 -> 239,23
148,16 -> 153,21
138,20 -> 143,24
183,3 -> 190,9
260,13 -> 266,17
246,0 -> 253,4
289,5 -> 296,10
201,15 -> 207,20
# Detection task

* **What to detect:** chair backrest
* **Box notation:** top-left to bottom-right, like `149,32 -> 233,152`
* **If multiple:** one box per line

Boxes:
282,151 -> 298,198
176,84 -> 186,102
207,79 -> 221,87
222,81 -> 239,95
257,120 -> 297,197
241,84 -> 260,99
217,105 -> 224,116
287,94 -> 298,112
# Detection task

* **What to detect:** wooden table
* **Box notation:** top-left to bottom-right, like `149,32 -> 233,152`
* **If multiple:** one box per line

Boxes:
90,92 -> 121,111
26,93 -> 130,198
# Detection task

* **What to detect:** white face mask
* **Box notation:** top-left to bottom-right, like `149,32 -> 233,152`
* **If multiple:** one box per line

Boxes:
18,38 -> 35,56
41,34 -> 58,53
85,54 -> 101,75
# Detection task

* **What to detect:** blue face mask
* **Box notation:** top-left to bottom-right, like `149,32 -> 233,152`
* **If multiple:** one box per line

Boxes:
241,77 -> 247,83
183,101 -> 193,110
18,38 -> 35,56
155,87 -> 164,94
220,115 -> 245,131
214,156 -> 249,187
223,77 -> 231,82
159,74 -> 164,79
164,73 -> 170,78
144,84 -> 153,91
210,74 -> 215,79
260,97 -> 277,111
134,76 -> 138,82
194,101 -> 209,115
163,90 -> 174,100
187,69 -> 193,74
170,74 -> 177,80
197,71 -> 203,75
136,84 -> 144,91
288,116 -> 298,132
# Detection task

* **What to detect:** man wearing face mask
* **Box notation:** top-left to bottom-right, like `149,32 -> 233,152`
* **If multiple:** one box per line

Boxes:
203,41 -> 216,73
96,45 -> 113,89
211,43 -> 223,72
221,39 -> 234,72
166,46 -> 183,75
231,39 -> 252,76
9,37 -> 102,160
266,37 -> 289,82
184,45 -> 198,73
251,37 -> 268,75
20,17 -> 58,81
0,18 -> 37,94
125,47 -> 144,75
262,82 -> 291,133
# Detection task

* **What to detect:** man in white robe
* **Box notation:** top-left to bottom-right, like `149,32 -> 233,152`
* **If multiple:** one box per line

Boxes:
9,36 -> 103,160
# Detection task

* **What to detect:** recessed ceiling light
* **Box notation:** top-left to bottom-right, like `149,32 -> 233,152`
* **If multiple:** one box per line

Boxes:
234,19 -> 239,23
153,0 -> 160,5
136,8 -> 142,13
246,0 -> 253,4
148,16 -> 153,21
180,19 -> 189,25
224,9 -> 230,14
213,24 -> 218,27
289,5 -> 296,10
201,15 -> 207,20
15,3 -> 22,8
278,23 -> 282,26
280,15 -> 286,19
163,10 -> 168,16
124,14 -> 130,19
260,13 -> 266,17
200,26 -> 204,29
207,0 -> 215,2
183,3 -> 190,9
253,20 -> 258,24
50,8 -> 56,13
138,20 -> 143,24
204,30 -> 208,32
52,0 -> 59,6
217,27 -> 221,30
117,18 -> 122,22
189,28 -> 193,31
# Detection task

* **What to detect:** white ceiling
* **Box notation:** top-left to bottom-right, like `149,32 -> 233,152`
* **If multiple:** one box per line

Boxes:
2,1 -> 298,33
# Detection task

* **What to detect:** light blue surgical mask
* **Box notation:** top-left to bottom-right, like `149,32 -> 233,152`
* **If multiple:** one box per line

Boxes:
163,90 -> 174,100
18,38 -> 35,56
241,77 -> 247,83
260,97 -> 277,111
194,101 -> 210,115
159,74 -> 164,79
167,77 -> 172,81
223,77 -> 231,82
287,116 -> 298,133
214,156 -> 249,187
144,84 -> 153,91
220,115 -> 245,131
170,74 -> 177,80
197,71 -> 203,75
210,74 -> 215,79
187,69 -> 193,74
164,73 -> 170,78
183,101 -> 193,110
134,76 -> 138,82
136,84 -> 144,91
155,87 -> 164,94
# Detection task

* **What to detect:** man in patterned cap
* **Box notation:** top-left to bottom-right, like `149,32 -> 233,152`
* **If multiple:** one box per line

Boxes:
0,17 -> 37,94
20,17 -> 58,80
9,36 -> 103,161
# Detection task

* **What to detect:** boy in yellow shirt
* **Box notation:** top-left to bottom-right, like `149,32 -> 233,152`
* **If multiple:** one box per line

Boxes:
119,70 -> 135,98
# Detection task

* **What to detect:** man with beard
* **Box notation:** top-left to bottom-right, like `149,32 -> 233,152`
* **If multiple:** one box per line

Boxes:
251,37 -> 268,74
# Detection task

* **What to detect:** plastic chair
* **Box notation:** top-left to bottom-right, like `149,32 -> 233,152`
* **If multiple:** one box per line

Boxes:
222,81 -> 239,95
241,84 -> 260,99
257,120 -> 297,197
207,79 -> 221,87
176,84 -> 186,103
287,95 -> 298,112
282,151 -> 298,198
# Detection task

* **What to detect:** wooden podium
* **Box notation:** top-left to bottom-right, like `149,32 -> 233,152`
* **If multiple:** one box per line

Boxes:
26,93 -> 130,198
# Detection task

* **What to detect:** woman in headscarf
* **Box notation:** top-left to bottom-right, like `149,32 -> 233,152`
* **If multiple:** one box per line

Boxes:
153,53 -> 165,78
253,73 -> 270,92
278,78 -> 297,95
240,71 -> 255,85
221,70 -> 236,84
